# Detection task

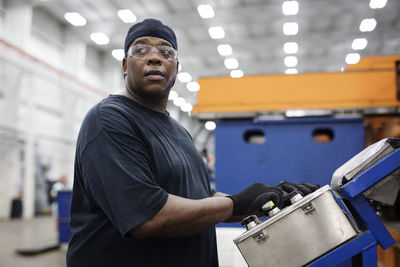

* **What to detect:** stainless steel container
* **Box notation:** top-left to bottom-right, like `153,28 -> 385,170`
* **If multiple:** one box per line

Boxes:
233,185 -> 357,267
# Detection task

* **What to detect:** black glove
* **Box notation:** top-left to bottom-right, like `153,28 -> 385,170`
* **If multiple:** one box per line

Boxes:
277,181 -> 320,196
227,183 -> 284,216
277,180 -> 320,207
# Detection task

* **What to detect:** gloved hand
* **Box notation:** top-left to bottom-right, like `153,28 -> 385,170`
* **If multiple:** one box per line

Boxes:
277,180 -> 320,196
227,183 -> 284,216
277,180 -> 320,207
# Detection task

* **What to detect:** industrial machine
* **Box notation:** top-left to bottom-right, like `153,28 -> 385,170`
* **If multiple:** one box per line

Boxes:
192,55 -> 400,231
233,138 -> 400,267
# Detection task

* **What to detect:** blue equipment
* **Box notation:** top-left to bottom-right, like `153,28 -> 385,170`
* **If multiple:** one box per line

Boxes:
215,117 -> 364,193
312,138 -> 399,267
233,138 -> 399,267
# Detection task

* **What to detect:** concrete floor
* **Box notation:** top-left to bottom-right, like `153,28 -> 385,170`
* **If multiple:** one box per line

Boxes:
0,216 -> 67,267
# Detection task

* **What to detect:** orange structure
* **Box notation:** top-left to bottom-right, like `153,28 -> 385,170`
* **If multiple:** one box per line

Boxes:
192,56 -> 400,115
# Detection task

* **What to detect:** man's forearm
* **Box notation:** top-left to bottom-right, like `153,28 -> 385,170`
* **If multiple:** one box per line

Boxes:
130,194 -> 234,239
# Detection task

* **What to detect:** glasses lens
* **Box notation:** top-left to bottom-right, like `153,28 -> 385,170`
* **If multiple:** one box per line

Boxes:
129,44 -> 176,60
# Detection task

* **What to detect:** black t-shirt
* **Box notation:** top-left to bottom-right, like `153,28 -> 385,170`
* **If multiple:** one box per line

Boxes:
66,95 -> 218,267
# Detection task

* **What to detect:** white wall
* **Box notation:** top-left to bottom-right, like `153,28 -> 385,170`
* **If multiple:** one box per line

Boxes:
0,0 -> 213,219
0,1 -> 111,218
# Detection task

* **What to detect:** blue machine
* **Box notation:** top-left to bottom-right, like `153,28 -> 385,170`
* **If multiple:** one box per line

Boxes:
232,138 -> 399,267
307,139 -> 399,266
215,117 -> 364,195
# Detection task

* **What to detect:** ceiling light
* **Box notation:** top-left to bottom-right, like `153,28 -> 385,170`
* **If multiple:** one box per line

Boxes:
208,26 -> 225,39
90,32 -> 109,45
181,103 -> 193,112
369,0 -> 387,9
177,72 -> 192,83
224,58 -> 239,69
217,44 -> 233,56
285,68 -> 298,74
169,90 -> 178,100
345,53 -> 361,64
117,9 -> 137,23
178,64 -> 182,71
359,18 -> 377,32
197,4 -> 215,19
352,38 -> 368,50
284,56 -> 298,67
173,97 -> 185,107
230,70 -> 244,78
111,49 -> 124,61
205,121 -> 216,131
64,12 -> 86,26
283,22 -> 299,35
283,42 -> 298,54
186,82 -> 200,92
282,1 -> 299,15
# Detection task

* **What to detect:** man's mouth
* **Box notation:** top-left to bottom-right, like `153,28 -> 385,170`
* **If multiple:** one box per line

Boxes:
145,70 -> 165,81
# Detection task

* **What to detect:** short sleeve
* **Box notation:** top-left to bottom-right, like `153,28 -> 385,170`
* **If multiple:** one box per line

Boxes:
80,119 -> 168,237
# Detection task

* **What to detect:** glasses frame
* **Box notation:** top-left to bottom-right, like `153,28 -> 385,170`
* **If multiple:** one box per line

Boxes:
127,44 -> 178,61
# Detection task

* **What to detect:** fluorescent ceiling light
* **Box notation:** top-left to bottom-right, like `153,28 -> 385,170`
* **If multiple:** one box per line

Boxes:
369,0 -> 387,9
90,32 -> 109,45
64,12 -> 86,26
181,103 -> 193,112
111,49 -> 124,61
230,69 -> 244,78
177,72 -> 192,83
197,4 -> 215,19
168,90 -> 178,100
285,110 -> 307,117
208,26 -> 225,39
282,1 -> 299,15
283,42 -> 298,54
173,97 -> 185,107
359,18 -> 377,32
284,56 -> 298,67
205,121 -> 216,131
186,82 -> 200,92
117,9 -> 137,23
345,53 -> 361,64
283,22 -> 299,35
178,64 -> 182,71
217,44 -> 233,56
352,38 -> 368,50
285,68 -> 298,74
224,58 -> 239,69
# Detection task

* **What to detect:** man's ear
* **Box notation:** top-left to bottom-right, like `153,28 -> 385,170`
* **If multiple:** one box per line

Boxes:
122,57 -> 127,77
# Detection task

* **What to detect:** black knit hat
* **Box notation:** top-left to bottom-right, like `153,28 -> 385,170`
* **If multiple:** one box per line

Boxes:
124,18 -> 178,55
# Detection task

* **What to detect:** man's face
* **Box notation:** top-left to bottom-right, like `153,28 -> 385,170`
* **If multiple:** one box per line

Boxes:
123,36 -> 179,101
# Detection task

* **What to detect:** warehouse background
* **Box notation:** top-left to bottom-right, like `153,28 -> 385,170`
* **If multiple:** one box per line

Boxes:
0,0 -> 399,266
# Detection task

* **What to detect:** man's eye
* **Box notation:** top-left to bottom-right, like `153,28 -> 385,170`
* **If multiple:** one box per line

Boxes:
134,46 -> 147,54
159,46 -> 171,55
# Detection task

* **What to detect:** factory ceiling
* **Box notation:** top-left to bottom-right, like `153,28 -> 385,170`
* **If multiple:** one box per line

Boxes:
33,0 -> 400,104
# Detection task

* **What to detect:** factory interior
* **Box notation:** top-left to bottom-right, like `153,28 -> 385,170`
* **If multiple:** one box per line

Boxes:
1,0 -> 400,266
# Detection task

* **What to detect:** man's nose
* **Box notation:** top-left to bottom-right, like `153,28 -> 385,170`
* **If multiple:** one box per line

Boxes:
146,48 -> 162,64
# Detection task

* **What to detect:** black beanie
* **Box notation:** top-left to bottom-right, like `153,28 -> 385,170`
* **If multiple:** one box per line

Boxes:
124,18 -> 178,55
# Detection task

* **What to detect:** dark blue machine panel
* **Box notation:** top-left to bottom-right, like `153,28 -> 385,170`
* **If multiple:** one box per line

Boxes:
214,117 -> 365,194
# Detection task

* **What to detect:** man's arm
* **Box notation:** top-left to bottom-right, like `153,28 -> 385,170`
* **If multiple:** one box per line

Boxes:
212,191 -> 247,222
130,194 -> 233,239
130,182 -> 284,239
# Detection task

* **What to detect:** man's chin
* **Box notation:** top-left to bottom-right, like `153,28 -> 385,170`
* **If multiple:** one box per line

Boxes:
138,86 -> 169,100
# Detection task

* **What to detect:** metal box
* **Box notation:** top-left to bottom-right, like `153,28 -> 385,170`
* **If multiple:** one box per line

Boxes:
233,186 -> 357,267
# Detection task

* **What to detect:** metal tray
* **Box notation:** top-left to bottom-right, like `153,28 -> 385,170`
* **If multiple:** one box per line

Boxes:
233,185 -> 357,267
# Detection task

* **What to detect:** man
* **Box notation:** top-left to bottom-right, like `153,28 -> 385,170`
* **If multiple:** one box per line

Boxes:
66,19 -> 315,267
